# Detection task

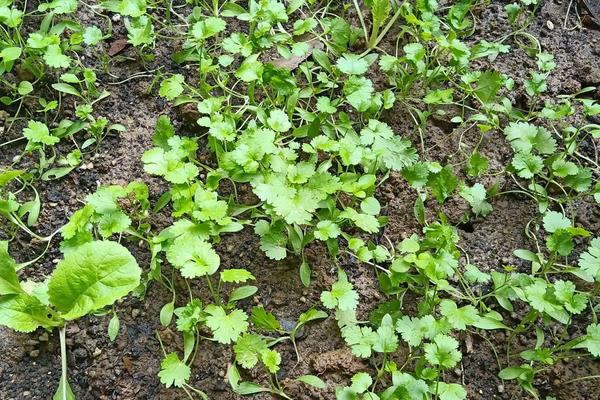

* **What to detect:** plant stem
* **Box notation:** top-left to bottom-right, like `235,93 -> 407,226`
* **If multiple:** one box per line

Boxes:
59,326 -> 69,400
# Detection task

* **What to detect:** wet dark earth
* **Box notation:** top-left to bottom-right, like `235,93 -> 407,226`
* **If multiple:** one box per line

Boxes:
1,1 -> 600,399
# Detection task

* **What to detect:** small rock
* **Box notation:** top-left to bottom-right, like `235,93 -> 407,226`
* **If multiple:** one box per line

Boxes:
22,391 -> 31,396
112,14 -> 121,22
93,347 -> 102,357
29,350 -> 40,358
132,308 -> 140,318
299,296 -> 306,303
546,20 -> 554,30
38,333 -> 49,342
497,384 -> 504,393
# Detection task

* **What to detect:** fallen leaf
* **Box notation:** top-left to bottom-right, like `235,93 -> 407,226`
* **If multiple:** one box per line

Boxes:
122,356 -> 134,373
108,39 -> 128,56
581,0 -> 600,27
270,37 -> 324,71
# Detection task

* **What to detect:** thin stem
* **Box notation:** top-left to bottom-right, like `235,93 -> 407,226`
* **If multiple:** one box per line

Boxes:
59,326 -> 69,400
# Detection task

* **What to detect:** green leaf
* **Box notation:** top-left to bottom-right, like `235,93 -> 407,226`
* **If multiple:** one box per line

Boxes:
191,17 -> 226,40
236,54 -> 263,82
159,74 -> 185,100
524,280 -> 560,315
314,220 -> 341,240
108,313 -> 120,341
228,285 -> 258,303
254,220 -> 287,260
251,307 -> 281,331
23,120 -> 59,145
467,152 -> 488,177
340,208 -> 380,233
174,299 -> 204,332
160,302 -> 174,326
576,238 -> 600,282
512,152 -> 543,179
166,236 -> 220,278
373,314 -> 398,353
396,315 -> 437,347
342,324 -> 378,357
439,299 -> 479,330
320,270 -> 359,311
0,293 -> 58,332
18,81 -> 33,95
474,70 -> 502,104
233,333 -> 268,369
53,373 -> 75,400
297,375 -> 326,389
543,211 -> 571,233
427,166 -> 458,203
343,76 -> 373,111
205,305 -> 248,344
424,334 -> 462,369
504,122 -> 556,155
52,83 -> 81,97
267,109 -> 291,132
337,53 -> 369,75
44,44 -> 71,68
0,46 -> 21,61
554,281 -> 587,315
575,323 -> 600,357
0,241 -> 23,295
221,269 -> 255,283
83,26 -> 103,45
459,183 -> 492,216
437,382 -> 467,400
261,349 -> 281,373
47,241 -> 141,320
360,197 -> 381,215
350,372 -> 373,393
159,352 -> 191,388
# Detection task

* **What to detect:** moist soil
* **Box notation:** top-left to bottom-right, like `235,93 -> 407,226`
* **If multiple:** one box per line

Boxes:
1,1 -> 600,399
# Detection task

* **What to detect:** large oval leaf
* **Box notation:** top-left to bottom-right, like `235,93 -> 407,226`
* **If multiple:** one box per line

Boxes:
48,241 -> 140,320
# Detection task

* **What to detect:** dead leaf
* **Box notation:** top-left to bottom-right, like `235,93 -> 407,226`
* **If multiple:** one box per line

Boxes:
270,37 -> 324,71
108,39 -> 128,56
581,0 -> 600,27
122,356 -> 134,373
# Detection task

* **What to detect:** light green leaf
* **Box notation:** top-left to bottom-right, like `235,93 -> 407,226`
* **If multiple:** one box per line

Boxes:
159,74 -> 185,100
83,26 -> 103,45
0,241 -> 23,295
336,53 -> 369,75
297,375 -> 326,389
159,352 -> 190,388
47,241 -> 141,320
0,293 -> 58,332
23,120 -> 59,145
205,305 -> 248,344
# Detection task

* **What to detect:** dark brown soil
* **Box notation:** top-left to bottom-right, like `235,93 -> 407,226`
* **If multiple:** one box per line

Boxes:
1,1 -> 600,400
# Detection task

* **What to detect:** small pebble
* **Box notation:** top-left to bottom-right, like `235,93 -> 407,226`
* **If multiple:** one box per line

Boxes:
132,308 -> 140,318
29,350 -> 40,358
112,14 -> 121,22
38,333 -> 49,342
546,20 -> 554,30
498,384 -> 504,393
93,347 -> 102,357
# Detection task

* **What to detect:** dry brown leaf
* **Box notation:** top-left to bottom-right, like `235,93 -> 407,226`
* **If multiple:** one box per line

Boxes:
270,39 -> 324,71
108,38 -> 128,56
